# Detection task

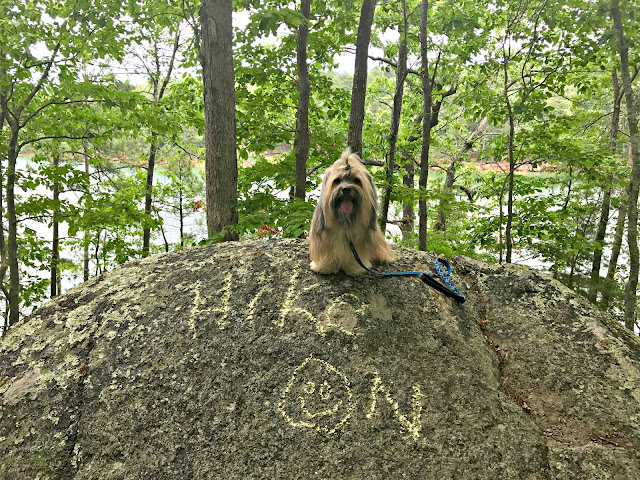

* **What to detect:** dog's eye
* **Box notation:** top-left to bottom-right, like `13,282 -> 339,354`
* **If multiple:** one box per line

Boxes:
333,178 -> 342,186
353,177 -> 361,185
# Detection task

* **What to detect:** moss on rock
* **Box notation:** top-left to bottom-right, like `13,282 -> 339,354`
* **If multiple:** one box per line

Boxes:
1,239 -> 639,479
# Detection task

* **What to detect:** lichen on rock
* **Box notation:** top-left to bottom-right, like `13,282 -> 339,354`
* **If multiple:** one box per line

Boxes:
1,239 -> 639,479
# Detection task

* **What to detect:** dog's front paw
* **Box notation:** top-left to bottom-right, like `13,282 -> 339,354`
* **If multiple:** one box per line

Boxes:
310,260 -> 339,275
343,265 -> 366,276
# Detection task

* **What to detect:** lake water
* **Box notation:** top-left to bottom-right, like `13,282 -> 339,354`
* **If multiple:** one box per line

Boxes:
15,156 -> 208,309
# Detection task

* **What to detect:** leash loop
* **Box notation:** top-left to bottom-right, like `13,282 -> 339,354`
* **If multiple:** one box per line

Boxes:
348,240 -> 466,304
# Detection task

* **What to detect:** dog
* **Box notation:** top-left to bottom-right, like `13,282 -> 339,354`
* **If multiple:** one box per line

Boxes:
309,148 -> 394,275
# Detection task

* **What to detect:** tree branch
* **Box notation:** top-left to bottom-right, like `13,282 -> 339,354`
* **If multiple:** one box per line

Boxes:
20,99 -> 103,129
19,132 -> 101,149
17,42 -> 61,118
453,184 -> 474,201
360,158 -> 384,167
159,26 -> 182,100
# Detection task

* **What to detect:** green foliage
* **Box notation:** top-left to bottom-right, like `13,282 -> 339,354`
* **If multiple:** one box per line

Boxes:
67,167 -> 159,271
2,0 -> 640,327
155,151 -> 206,248
236,153 -> 318,238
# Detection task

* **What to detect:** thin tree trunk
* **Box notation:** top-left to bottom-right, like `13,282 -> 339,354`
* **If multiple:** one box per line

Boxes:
0,54 -> 16,326
602,188 -> 629,308
3,43 -> 58,326
588,188 -> 610,301
380,0 -> 407,234
504,130 -> 516,263
418,0 -> 432,251
83,140 -> 90,282
503,44 -> 516,264
498,186 -> 504,264
160,224 -> 169,252
143,134 -> 158,254
294,0 -> 311,201
51,155 -> 60,297
402,159 -> 414,242
94,233 -> 102,276
143,31 -> 180,254
435,160 -> 456,232
200,0 -> 238,241
0,69 -> 8,318
178,158 -> 185,247
6,122 -> 20,327
589,70 -> 621,302
180,187 -> 185,247
348,0 -> 377,157
562,166 -> 573,211
612,0 -> 640,331
0,37 -> 7,331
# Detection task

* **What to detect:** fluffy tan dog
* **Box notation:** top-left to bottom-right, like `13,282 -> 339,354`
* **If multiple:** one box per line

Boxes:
309,148 -> 394,275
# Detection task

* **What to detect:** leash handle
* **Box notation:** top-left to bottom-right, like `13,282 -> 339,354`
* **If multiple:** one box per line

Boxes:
347,241 -> 466,304
432,258 -> 466,303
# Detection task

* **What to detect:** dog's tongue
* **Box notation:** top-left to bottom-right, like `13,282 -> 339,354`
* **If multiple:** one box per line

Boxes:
340,200 -> 353,214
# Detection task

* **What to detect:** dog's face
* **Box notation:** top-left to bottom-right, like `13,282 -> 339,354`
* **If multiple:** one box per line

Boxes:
319,150 -> 377,231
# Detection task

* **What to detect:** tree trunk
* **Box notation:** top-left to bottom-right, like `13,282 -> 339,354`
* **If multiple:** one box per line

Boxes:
180,187 -> 185,247
498,183 -> 504,264
143,134 -> 158,255
0,74 -> 8,318
602,188 -> 629,308
380,0 -> 407,234
6,121 -> 20,327
402,159 -> 415,242
562,166 -> 573,212
294,0 -> 311,201
611,0 -> 640,331
503,45 -> 516,264
418,0 -> 432,251
347,0 -> 377,157
143,31 -> 180,253
83,140 -> 90,282
0,58 -> 15,327
0,43 -> 5,334
200,0 -> 238,241
51,155 -> 60,298
589,70 -> 621,303
588,188 -> 610,301
435,160 -> 456,232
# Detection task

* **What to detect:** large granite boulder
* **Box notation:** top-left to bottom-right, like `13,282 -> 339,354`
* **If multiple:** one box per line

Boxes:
1,239 -> 639,479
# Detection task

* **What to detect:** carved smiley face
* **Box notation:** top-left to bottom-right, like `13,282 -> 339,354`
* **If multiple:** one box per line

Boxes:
277,357 -> 354,435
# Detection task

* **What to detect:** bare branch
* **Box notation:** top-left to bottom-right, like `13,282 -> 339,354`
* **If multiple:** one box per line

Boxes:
306,165 -> 322,176
159,26 -> 182,100
171,142 -> 198,158
17,43 -> 61,118
20,99 -> 103,129
19,132 -> 102,149
360,158 -> 384,167
453,184 -> 474,201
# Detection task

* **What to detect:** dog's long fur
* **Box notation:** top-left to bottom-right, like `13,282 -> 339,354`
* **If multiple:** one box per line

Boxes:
309,148 -> 394,275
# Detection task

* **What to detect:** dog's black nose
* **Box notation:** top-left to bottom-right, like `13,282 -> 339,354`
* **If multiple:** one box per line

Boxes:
342,187 -> 352,196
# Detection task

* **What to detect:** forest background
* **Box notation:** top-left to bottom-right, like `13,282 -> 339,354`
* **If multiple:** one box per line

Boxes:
1,0 -> 639,334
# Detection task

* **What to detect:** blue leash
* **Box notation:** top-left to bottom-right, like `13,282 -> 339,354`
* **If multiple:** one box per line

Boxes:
348,241 -> 466,304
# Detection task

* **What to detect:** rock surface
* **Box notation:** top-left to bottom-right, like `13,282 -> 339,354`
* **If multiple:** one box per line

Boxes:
1,239 -> 639,479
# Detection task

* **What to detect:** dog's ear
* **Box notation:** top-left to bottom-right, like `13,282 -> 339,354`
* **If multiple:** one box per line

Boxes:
312,202 -> 325,235
367,172 -> 379,230
340,148 -> 352,164
370,204 -> 378,230
367,171 -> 378,201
